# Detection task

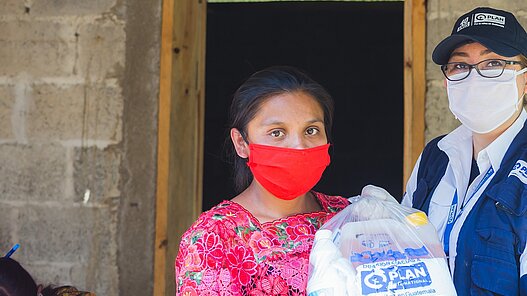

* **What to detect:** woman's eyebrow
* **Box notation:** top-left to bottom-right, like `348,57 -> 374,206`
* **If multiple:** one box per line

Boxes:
260,118 -> 323,126
450,49 -> 493,59
306,118 -> 324,124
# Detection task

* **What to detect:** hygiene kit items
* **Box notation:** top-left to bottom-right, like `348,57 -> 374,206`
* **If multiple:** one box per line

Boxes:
307,185 -> 456,296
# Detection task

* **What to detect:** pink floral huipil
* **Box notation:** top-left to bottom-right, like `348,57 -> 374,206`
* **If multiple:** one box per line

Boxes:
175,192 -> 349,296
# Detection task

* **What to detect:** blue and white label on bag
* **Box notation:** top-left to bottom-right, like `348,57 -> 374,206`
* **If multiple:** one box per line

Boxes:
356,259 -> 442,296
350,246 -> 429,263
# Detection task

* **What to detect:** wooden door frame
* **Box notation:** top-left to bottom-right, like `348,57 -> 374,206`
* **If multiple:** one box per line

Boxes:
403,0 -> 426,186
154,0 -> 206,295
154,0 -> 425,295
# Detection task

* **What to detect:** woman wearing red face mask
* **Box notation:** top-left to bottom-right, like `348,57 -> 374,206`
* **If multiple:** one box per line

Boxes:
174,66 -> 350,295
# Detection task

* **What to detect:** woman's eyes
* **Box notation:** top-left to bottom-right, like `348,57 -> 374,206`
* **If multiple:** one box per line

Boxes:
270,130 -> 285,138
268,127 -> 320,138
453,63 -> 468,70
485,60 -> 504,68
306,127 -> 320,136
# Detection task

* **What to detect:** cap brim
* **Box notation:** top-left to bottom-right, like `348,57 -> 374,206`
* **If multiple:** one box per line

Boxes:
432,34 -> 521,65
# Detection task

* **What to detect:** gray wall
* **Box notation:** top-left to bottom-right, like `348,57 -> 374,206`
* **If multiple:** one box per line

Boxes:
425,0 -> 527,142
0,0 -> 161,295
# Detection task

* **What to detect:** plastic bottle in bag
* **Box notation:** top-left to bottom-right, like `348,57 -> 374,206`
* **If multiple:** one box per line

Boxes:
404,212 -> 447,258
306,229 -> 355,296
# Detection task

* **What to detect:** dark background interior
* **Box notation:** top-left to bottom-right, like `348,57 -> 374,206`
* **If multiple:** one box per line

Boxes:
203,1 -> 404,211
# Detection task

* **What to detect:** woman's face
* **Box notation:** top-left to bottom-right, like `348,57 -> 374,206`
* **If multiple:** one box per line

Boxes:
448,42 -> 527,102
232,91 -> 327,158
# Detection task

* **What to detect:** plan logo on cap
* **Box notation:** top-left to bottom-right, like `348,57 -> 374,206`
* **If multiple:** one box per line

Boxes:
474,13 -> 506,28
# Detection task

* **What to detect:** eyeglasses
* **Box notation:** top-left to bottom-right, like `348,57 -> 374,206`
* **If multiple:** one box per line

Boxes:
441,59 -> 524,81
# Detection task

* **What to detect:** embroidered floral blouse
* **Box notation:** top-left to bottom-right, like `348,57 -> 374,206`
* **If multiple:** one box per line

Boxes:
174,192 -> 349,296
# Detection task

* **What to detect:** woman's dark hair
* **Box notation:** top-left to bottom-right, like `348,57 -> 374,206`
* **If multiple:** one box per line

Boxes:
0,258 -> 37,296
39,285 -> 94,296
228,66 -> 334,193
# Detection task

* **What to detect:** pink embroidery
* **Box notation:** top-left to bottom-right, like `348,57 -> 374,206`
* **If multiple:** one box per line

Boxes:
281,257 -> 309,290
175,192 -> 349,295
180,284 -> 198,296
248,231 -> 284,261
286,224 -> 312,241
197,232 -> 225,269
183,243 -> 202,271
226,245 -> 258,286
200,269 -> 219,291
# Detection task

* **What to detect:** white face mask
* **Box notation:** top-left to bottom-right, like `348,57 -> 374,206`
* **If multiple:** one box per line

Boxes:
447,68 -> 527,134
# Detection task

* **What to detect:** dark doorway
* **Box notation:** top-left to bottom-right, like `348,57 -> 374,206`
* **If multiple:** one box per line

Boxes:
203,1 -> 404,211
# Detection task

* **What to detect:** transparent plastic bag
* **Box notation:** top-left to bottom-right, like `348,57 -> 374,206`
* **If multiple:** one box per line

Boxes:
307,185 -> 456,296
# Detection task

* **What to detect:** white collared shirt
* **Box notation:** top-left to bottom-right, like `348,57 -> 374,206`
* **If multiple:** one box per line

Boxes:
402,110 -> 527,275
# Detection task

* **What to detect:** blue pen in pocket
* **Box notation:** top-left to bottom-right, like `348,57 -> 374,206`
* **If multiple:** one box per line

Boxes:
4,244 -> 20,258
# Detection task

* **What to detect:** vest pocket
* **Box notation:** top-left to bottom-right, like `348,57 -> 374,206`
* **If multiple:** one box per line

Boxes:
476,228 -> 516,257
471,255 -> 518,295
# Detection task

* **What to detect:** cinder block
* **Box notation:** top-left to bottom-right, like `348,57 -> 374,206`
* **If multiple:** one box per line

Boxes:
73,145 -> 122,202
0,86 -> 15,140
76,19 -> 126,79
18,205 -> 117,264
426,56 -> 444,81
426,18 -> 456,51
27,82 -> 123,142
0,143 -> 67,201
0,17 -> 125,79
0,20 -> 77,77
30,0 -> 117,16
86,260 -> 118,296
24,262 -> 74,287
19,205 -> 118,295
0,0 -> 25,15
474,1 -> 526,13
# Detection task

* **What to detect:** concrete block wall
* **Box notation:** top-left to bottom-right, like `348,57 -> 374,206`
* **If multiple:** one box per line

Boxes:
0,0 -> 161,295
425,0 -> 527,142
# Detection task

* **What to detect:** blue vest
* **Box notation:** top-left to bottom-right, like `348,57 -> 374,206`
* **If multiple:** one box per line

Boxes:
412,124 -> 527,295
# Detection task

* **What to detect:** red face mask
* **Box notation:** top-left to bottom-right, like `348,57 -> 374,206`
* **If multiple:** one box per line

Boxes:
246,143 -> 331,200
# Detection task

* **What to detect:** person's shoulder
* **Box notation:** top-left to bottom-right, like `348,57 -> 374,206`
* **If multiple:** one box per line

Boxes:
313,191 -> 350,213
425,134 -> 447,149
420,134 -> 448,163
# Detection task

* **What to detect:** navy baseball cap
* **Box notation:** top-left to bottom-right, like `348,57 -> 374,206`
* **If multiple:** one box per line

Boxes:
432,7 -> 527,65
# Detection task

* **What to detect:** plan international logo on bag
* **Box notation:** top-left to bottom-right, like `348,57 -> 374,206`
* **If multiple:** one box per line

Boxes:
361,262 -> 433,294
